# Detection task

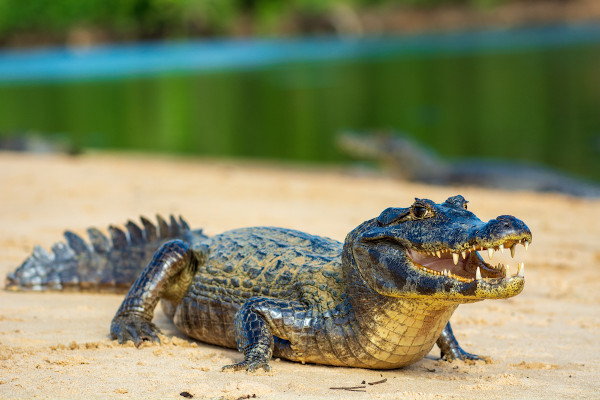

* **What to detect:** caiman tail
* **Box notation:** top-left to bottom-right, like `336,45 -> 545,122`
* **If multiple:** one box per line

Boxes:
5,215 -> 205,293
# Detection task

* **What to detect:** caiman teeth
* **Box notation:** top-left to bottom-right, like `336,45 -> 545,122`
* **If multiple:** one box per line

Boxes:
418,265 -> 474,283
410,243 -> 527,282
517,262 -> 524,277
471,238 -> 530,259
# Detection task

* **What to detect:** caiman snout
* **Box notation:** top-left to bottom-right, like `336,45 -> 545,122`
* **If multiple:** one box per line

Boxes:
474,215 -> 532,244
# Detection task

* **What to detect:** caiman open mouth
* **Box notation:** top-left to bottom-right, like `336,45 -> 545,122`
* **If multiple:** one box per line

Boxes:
407,238 -> 530,283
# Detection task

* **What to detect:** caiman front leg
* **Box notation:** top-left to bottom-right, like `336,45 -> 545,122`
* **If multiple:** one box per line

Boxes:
222,297 -> 308,373
110,239 -> 201,346
436,322 -> 482,362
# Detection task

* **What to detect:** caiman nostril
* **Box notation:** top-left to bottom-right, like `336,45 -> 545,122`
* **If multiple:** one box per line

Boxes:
495,215 -> 522,230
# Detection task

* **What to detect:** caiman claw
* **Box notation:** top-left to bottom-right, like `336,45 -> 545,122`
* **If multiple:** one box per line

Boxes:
441,347 -> 482,363
436,322 -> 486,363
222,347 -> 272,373
222,360 -> 271,373
110,313 -> 162,347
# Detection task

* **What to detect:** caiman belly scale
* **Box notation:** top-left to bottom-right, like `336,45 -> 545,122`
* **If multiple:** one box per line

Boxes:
6,195 -> 532,372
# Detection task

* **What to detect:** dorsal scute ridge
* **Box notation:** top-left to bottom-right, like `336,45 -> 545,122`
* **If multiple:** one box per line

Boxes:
140,216 -> 158,242
179,216 -> 190,232
62,215 -> 187,255
126,220 -> 145,246
64,231 -> 91,254
6,214 -> 194,292
32,245 -> 54,263
156,215 -> 169,239
109,225 -> 128,250
169,215 -> 180,236
87,228 -> 110,253
52,241 -> 75,261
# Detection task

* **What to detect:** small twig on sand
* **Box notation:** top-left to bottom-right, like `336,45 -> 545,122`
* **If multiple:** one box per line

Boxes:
330,385 -> 367,392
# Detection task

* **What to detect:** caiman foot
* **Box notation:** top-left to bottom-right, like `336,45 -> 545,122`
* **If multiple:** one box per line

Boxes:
110,313 -> 162,347
440,347 -> 482,362
222,359 -> 271,373
222,348 -> 272,373
224,297 -> 280,373
436,321 -> 488,363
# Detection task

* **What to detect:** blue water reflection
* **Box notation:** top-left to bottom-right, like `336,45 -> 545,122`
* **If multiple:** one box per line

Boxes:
0,24 -> 598,182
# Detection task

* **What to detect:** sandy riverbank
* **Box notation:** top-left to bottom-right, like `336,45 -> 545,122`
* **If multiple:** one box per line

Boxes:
0,152 -> 598,399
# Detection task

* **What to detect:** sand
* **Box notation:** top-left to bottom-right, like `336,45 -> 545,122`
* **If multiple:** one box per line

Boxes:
0,151 -> 599,399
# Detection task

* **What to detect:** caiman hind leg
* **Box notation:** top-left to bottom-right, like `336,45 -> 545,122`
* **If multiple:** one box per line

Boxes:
110,239 -> 204,346
436,322 -> 482,362
222,297 -> 309,373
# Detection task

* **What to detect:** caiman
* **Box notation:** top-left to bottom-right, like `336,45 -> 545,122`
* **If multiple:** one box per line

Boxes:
338,131 -> 600,198
6,195 -> 531,372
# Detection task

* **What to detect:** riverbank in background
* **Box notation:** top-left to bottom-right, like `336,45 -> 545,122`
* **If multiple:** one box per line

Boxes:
2,0 -> 599,48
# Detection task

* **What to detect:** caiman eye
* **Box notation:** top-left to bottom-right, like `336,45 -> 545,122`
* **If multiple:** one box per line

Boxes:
463,203 -> 468,210
411,205 -> 432,219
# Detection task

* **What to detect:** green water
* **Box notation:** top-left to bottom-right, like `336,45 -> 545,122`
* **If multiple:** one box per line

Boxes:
1,43 -> 599,181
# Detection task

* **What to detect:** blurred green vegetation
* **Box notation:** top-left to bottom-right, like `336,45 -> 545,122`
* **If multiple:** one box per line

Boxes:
0,0 -> 508,44
1,41 -> 599,181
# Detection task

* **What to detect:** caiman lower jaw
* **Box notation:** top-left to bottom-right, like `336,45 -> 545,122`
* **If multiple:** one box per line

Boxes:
406,238 -> 530,283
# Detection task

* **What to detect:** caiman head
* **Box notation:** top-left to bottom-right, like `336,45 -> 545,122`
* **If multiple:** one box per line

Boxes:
343,195 -> 531,302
